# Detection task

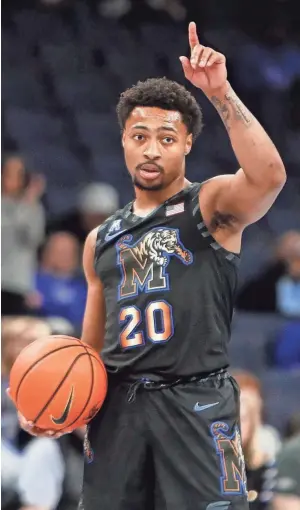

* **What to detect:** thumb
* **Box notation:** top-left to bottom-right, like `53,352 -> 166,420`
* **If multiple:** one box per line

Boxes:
6,388 -> 14,403
179,56 -> 193,80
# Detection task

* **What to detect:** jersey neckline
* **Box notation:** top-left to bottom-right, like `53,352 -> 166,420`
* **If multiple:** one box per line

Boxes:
124,183 -> 196,223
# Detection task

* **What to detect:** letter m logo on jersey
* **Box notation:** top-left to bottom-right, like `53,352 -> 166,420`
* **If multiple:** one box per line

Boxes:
116,228 -> 193,300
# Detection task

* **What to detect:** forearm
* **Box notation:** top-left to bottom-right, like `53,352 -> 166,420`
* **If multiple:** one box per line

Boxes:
208,81 -> 286,186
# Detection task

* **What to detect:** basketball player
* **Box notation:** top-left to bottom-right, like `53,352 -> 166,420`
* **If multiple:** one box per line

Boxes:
16,22 -> 286,510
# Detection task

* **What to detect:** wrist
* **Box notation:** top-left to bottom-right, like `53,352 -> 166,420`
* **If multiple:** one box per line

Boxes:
203,80 -> 231,101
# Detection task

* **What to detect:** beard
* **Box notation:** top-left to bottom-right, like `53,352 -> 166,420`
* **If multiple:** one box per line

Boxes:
133,175 -> 165,191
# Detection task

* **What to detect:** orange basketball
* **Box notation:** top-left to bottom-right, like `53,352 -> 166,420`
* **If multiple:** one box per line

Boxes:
9,335 -> 107,432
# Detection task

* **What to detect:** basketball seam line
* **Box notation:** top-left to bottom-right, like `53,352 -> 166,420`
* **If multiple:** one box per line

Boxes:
63,341 -> 95,430
32,352 -> 92,424
15,343 -> 86,404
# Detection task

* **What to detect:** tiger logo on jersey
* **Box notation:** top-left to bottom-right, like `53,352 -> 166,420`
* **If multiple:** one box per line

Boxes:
116,227 -> 193,299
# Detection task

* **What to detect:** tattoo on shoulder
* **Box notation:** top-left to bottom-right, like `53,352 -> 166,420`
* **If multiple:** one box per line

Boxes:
211,89 -> 252,131
210,211 -> 237,232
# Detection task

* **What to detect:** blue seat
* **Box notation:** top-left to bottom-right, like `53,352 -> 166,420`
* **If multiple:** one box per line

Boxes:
266,207 -> 300,235
229,330 -> 267,375
261,369 -> 300,434
41,43 -> 95,76
2,31 -> 32,68
54,74 -> 115,112
13,9 -> 71,44
2,69 -> 48,109
140,24 -> 186,59
229,313 -> 287,374
23,146 -> 86,187
5,108 -> 66,149
75,112 -> 121,151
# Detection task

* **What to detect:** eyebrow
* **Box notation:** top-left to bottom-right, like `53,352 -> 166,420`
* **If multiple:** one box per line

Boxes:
132,124 -> 178,133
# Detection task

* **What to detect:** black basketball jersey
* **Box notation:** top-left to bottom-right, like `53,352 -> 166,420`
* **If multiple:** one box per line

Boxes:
94,183 -> 240,379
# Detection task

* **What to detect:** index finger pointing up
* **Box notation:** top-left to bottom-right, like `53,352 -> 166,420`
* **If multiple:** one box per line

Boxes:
188,22 -> 199,51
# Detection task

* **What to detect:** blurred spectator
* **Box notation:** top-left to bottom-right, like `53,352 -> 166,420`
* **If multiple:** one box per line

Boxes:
272,433 -> 300,510
27,232 -> 87,330
232,370 -> 281,509
285,413 -> 300,440
1,155 -> 46,316
237,231 -> 300,314
276,241 -> 300,318
16,428 -> 85,510
1,317 -> 51,445
1,316 -> 84,510
47,183 -> 119,245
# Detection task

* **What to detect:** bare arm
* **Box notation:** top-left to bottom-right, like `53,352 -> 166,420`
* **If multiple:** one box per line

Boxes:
206,83 -> 286,228
180,22 -> 286,230
272,495 -> 300,510
81,228 -> 106,351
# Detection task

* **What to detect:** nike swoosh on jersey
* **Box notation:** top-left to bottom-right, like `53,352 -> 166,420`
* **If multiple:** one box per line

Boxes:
104,230 -> 127,242
51,386 -> 74,425
193,402 -> 219,412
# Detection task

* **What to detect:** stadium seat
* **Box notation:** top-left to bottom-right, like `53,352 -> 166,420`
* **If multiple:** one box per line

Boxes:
23,146 -> 87,187
2,69 -> 49,109
5,108 -> 67,149
74,112 -> 121,152
40,43 -> 95,76
229,313 -> 287,374
12,9 -> 71,45
261,369 -> 300,434
54,74 -> 116,112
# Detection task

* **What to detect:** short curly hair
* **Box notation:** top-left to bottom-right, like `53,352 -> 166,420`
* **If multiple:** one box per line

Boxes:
116,77 -> 203,140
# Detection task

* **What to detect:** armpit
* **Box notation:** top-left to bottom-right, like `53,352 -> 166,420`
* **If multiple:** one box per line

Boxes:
210,210 -> 238,232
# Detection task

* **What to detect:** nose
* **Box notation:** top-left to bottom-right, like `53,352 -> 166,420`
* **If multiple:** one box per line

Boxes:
143,140 -> 161,160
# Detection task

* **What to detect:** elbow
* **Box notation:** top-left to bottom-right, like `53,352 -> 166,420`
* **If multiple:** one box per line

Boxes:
268,159 -> 286,189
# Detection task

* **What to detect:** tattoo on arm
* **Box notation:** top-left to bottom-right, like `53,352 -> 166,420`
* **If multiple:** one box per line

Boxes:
211,89 -> 252,131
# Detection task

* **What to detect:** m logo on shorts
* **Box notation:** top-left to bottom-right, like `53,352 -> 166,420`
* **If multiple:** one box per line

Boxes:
210,421 -> 248,497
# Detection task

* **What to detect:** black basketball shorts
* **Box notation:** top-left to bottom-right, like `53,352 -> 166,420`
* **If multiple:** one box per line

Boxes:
82,371 -> 249,510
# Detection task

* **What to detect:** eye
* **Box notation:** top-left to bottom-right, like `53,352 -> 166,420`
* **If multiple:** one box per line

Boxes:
162,137 -> 174,144
133,134 -> 145,141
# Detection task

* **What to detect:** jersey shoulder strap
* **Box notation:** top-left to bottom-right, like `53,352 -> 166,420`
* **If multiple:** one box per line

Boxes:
94,207 -> 127,262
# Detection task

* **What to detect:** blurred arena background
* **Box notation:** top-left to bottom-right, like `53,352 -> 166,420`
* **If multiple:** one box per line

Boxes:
2,0 -> 300,509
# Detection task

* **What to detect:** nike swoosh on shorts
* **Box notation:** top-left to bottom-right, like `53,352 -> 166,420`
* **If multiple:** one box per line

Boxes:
193,402 -> 219,412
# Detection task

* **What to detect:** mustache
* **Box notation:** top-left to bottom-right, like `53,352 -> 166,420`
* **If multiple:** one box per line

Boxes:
136,162 -> 164,173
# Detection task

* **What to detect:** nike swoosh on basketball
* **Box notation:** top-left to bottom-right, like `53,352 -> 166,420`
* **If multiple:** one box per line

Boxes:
105,230 -> 127,242
51,386 -> 74,425
193,402 -> 219,412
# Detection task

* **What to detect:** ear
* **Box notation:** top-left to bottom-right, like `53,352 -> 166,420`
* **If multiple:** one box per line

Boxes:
184,134 -> 192,156
122,131 -> 126,148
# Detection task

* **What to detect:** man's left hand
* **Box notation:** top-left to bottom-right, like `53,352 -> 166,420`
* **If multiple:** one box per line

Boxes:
180,22 -> 228,95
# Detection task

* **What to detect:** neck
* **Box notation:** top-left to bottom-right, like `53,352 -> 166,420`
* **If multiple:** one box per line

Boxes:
133,176 -> 190,214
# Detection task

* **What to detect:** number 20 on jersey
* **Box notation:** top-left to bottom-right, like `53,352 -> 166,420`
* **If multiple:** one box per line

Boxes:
119,300 -> 174,349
